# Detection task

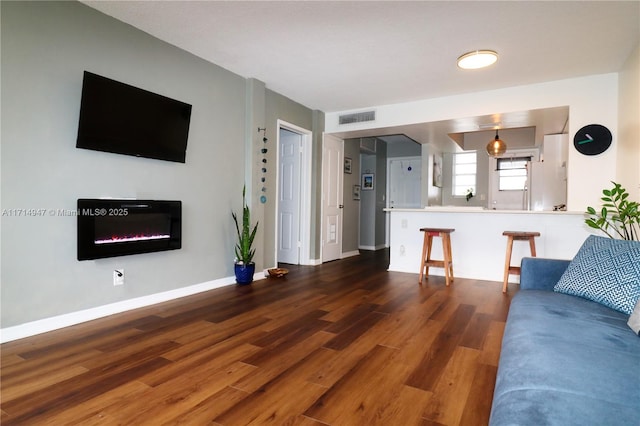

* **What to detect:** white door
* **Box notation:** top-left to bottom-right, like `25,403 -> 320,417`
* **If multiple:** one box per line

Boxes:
277,129 -> 301,264
388,157 -> 422,208
322,134 -> 344,262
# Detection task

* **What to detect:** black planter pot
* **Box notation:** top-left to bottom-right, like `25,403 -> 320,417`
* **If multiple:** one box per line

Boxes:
234,262 -> 255,285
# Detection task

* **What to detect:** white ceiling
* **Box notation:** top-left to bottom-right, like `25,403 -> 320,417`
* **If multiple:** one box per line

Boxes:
82,1 -> 639,114
81,1 -> 637,150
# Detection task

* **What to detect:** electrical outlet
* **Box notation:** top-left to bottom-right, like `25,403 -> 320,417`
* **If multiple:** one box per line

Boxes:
113,269 -> 124,286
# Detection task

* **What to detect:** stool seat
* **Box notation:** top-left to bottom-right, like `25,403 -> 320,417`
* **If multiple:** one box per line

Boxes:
419,228 -> 455,286
502,231 -> 541,239
502,231 -> 540,293
420,228 -> 455,234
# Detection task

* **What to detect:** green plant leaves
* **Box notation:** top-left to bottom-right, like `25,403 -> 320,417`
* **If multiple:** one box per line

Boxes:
585,181 -> 640,240
232,185 -> 259,264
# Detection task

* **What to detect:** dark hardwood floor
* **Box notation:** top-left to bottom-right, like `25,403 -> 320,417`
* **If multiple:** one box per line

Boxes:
1,250 -> 514,425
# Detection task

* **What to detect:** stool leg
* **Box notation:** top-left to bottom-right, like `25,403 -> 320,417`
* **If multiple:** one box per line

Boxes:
418,232 -> 431,284
425,234 -> 433,279
419,233 -> 428,283
442,233 -> 453,286
502,236 -> 514,293
446,233 -> 454,282
529,237 -> 537,257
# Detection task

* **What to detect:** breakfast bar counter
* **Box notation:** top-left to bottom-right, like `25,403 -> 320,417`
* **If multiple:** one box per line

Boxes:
385,207 -> 591,284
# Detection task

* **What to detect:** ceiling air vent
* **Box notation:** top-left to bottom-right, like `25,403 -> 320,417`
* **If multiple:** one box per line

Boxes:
339,110 -> 376,125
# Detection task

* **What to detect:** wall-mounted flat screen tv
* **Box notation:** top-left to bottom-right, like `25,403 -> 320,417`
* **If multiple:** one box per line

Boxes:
76,71 -> 192,163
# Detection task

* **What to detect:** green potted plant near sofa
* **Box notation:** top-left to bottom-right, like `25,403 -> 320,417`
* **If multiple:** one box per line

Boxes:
585,181 -> 639,241
232,186 -> 258,284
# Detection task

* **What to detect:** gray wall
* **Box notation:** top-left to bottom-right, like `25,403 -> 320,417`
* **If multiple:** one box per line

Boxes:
359,154 -> 377,248
261,89 -> 319,267
374,142 -> 388,248
1,1 -> 245,326
0,1 -> 320,327
342,139 -> 361,254
387,141 -> 421,158
311,110 -> 325,259
359,141 -> 387,250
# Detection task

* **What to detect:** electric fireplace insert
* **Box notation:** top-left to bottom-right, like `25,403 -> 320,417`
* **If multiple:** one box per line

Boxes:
77,199 -> 181,260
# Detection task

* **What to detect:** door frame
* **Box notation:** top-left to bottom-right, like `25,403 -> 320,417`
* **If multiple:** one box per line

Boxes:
275,120 -> 313,265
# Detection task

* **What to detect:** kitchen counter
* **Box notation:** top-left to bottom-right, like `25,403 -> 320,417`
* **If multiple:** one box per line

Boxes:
385,208 -> 591,284
389,207 -> 578,214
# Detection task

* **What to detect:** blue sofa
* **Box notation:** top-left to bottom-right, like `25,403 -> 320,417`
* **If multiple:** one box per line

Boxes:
490,257 -> 640,426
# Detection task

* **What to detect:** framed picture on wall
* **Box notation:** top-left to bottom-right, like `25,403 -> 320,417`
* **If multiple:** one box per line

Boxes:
362,173 -> 374,190
433,153 -> 443,188
344,157 -> 352,174
353,185 -> 361,200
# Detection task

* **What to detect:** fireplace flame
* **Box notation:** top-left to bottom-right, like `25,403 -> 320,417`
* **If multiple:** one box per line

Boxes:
95,233 -> 171,245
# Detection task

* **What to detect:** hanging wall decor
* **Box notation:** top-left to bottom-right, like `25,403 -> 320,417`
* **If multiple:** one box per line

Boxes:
362,173 -> 374,190
258,127 -> 268,203
433,153 -> 443,188
344,157 -> 352,174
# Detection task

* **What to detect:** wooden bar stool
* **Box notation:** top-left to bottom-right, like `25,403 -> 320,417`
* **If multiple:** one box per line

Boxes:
419,228 -> 455,286
502,231 -> 540,293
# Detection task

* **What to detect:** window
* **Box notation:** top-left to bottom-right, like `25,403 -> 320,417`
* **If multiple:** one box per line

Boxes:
452,152 -> 476,197
497,157 -> 531,191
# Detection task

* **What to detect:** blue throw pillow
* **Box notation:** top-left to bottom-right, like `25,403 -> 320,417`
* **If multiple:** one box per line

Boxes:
554,235 -> 640,314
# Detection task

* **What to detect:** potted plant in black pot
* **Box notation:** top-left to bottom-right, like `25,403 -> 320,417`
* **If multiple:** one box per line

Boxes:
232,186 -> 259,284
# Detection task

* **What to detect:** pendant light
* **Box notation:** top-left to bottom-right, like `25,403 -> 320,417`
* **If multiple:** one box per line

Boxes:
486,130 -> 507,156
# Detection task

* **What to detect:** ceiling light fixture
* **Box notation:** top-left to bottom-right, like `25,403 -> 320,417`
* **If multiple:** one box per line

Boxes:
457,50 -> 498,70
486,129 -> 507,156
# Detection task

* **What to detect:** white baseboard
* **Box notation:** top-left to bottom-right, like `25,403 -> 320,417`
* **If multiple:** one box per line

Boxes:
359,244 -> 387,251
388,263 -> 418,274
0,274 -> 265,344
341,250 -> 360,259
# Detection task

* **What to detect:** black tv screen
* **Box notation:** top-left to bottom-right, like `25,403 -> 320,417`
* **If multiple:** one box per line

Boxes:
76,71 -> 192,163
